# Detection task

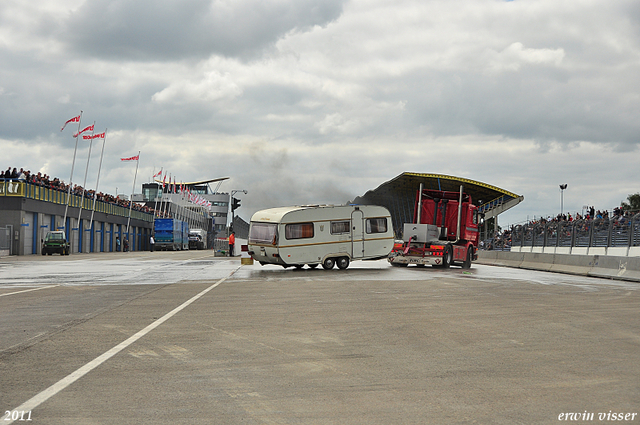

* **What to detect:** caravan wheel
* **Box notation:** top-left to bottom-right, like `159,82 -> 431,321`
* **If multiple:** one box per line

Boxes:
322,258 -> 335,270
336,257 -> 350,270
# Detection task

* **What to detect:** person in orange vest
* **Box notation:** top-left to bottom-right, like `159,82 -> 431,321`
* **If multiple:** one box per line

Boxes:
228,232 -> 235,257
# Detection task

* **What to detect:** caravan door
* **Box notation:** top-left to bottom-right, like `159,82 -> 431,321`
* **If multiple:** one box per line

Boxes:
351,208 -> 364,259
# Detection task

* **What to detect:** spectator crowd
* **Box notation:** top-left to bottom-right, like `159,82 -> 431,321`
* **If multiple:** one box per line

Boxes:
1,166 -> 163,216
482,205 -> 639,250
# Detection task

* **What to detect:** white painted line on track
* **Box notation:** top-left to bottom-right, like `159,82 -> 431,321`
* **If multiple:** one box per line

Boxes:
5,265 -> 242,424
0,285 -> 60,298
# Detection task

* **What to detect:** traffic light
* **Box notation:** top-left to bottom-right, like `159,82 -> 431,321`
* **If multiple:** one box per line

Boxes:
231,197 -> 241,212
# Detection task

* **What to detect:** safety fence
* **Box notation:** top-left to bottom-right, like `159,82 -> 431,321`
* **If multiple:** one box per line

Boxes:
214,237 -> 230,256
489,213 -> 640,256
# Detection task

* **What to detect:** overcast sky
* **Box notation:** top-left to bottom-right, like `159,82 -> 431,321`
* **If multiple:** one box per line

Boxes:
1,0 -> 639,226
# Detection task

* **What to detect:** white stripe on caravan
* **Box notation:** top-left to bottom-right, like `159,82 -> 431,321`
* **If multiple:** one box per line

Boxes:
251,236 -> 395,249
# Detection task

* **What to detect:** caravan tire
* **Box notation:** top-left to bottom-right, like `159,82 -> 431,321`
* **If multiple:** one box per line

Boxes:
322,258 -> 335,270
336,257 -> 350,270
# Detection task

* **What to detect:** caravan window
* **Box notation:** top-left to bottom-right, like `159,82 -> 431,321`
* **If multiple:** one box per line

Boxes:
249,223 -> 277,245
331,220 -> 350,234
285,223 -> 314,239
366,218 -> 387,234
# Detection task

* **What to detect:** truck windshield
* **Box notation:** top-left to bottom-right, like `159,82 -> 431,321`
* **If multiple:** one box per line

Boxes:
249,223 -> 277,245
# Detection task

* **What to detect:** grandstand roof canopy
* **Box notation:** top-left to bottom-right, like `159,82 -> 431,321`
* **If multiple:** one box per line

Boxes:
355,172 -> 523,223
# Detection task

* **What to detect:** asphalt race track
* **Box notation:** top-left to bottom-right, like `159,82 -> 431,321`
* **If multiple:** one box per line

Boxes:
1,251 -> 638,424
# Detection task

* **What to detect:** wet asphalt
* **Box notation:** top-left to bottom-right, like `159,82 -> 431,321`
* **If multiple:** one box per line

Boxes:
1,251 -> 638,424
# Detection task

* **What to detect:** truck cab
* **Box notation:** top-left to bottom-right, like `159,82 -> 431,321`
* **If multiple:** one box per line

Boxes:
188,230 -> 206,250
389,186 -> 479,268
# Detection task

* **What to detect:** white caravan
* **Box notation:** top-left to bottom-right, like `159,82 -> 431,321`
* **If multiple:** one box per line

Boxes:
247,204 -> 394,269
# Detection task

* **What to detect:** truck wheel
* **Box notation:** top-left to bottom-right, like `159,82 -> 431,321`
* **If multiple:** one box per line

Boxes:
42,250 -> 46,256
443,244 -> 453,268
322,258 -> 335,270
462,247 -> 473,269
336,257 -> 350,270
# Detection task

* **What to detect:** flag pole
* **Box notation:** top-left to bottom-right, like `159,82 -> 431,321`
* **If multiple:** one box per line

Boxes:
160,173 -> 167,218
77,121 -> 96,252
164,173 -> 172,218
62,111 -> 82,234
159,177 -> 165,217
153,169 -> 162,217
89,129 -> 107,231
180,182 -> 185,222
170,175 -> 174,217
126,151 -> 140,240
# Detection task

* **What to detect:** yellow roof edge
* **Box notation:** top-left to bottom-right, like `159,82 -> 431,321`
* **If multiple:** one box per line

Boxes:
403,172 -> 521,199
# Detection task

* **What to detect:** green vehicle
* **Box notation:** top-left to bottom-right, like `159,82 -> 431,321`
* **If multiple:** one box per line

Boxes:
42,231 -> 70,256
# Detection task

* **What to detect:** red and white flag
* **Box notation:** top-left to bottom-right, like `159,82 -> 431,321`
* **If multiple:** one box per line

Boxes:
60,114 -> 81,132
82,132 -> 105,140
153,169 -> 162,179
162,173 -> 167,188
73,124 -> 94,138
121,155 -> 139,162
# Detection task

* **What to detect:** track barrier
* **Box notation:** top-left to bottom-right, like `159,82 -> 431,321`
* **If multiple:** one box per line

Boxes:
477,251 -> 640,283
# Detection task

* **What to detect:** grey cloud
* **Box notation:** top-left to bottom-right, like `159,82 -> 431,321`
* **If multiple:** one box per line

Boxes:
3,0 -> 640,226
61,0 -> 345,61
399,63 -> 640,146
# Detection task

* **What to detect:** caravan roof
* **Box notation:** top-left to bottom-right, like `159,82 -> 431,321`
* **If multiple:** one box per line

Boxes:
250,205 -> 349,223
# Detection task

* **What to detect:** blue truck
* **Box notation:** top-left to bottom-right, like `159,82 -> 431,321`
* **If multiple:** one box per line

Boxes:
154,218 -> 189,251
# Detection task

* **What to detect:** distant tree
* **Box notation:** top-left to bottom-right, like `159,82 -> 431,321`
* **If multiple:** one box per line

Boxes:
621,193 -> 640,211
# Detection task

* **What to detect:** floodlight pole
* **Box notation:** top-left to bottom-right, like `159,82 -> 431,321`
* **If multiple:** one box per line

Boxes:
559,184 -> 568,216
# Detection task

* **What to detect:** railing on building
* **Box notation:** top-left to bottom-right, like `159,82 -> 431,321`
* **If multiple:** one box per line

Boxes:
500,213 -> 640,256
1,180 -> 154,222
477,195 -> 508,215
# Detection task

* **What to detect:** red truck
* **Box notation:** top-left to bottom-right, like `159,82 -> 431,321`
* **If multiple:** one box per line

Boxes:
388,185 -> 479,268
